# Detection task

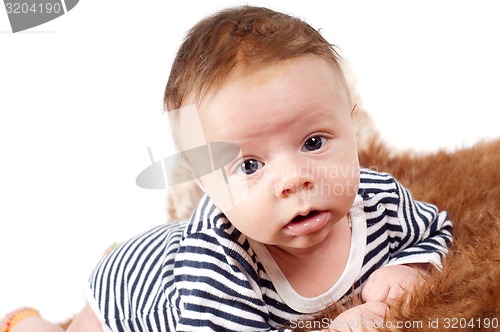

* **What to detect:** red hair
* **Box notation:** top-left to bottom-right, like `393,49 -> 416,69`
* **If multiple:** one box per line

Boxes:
164,5 -> 347,111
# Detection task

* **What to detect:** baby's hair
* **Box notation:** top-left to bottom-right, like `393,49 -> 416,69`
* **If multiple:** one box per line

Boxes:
164,5 -> 349,112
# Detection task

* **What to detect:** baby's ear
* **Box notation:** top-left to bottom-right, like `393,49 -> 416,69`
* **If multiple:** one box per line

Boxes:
166,156 -> 205,221
174,154 -> 207,192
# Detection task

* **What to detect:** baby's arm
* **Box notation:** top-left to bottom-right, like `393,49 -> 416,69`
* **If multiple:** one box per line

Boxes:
387,178 -> 453,267
367,176 -> 452,297
328,174 -> 453,330
362,175 -> 452,303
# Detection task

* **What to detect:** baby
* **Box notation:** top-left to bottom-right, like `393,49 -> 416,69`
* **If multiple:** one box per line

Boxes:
2,5 -> 452,332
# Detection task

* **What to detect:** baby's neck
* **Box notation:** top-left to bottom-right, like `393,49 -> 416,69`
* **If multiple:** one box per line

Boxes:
267,215 -> 352,297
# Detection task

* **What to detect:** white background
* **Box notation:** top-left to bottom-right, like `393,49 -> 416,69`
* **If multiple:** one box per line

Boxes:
1,0 -> 499,324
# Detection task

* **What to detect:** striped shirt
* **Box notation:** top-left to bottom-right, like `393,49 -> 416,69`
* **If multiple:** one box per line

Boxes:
88,169 -> 452,331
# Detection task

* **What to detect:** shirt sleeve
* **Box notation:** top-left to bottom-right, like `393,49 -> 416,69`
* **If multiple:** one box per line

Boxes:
87,224 -> 185,332
174,230 -> 294,332
386,176 -> 453,267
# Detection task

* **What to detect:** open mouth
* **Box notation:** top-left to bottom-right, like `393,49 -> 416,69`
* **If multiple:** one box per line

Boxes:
285,210 -> 330,236
291,210 -> 320,223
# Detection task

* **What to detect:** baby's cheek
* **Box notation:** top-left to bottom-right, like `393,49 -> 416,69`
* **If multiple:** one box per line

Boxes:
201,172 -> 250,211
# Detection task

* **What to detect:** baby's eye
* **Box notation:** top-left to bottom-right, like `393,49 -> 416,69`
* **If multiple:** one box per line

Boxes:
302,136 -> 326,152
238,159 -> 264,175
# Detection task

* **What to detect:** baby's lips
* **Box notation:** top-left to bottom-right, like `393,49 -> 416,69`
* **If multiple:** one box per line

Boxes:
284,210 -> 330,236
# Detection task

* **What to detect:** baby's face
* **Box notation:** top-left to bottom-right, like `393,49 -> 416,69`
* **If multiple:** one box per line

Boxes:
181,55 -> 359,253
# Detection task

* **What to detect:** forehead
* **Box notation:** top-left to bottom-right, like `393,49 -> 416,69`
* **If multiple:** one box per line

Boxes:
176,55 -> 350,146
228,55 -> 347,95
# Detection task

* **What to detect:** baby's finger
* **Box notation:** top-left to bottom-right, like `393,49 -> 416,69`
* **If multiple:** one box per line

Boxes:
361,280 -> 390,303
328,303 -> 388,332
362,301 -> 389,319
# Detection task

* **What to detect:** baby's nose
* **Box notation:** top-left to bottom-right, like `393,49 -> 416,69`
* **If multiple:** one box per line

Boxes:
271,163 -> 315,198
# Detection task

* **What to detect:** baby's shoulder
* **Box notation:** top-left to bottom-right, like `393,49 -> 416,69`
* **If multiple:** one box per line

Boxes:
98,222 -> 187,271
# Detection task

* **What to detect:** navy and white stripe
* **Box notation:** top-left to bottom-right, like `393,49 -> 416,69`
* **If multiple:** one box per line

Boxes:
88,168 -> 452,331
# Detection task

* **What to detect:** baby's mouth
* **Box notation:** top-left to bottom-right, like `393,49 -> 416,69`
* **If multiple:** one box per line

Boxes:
291,210 -> 320,223
285,210 -> 330,236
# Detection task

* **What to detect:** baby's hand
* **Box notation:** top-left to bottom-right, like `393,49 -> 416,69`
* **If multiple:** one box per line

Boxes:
325,265 -> 427,331
327,302 -> 388,332
361,264 -> 429,303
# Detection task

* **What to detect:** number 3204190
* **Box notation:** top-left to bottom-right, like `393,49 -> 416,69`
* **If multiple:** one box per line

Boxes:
5,2 -> 62,14
443,317 -> 498,329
